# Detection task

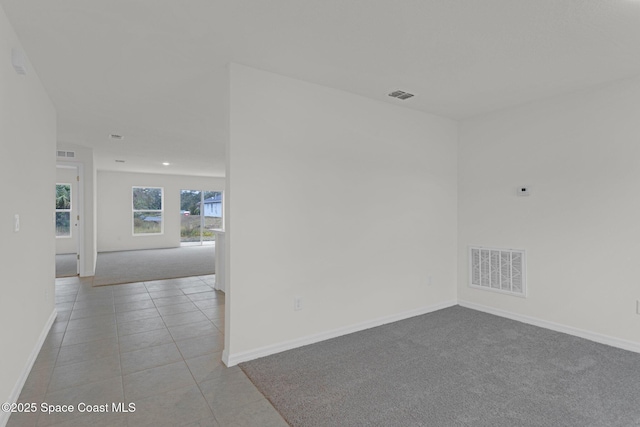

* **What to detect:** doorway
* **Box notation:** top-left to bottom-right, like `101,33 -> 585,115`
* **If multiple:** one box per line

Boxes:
55,164 -> 80,277
180,190 -> 223,246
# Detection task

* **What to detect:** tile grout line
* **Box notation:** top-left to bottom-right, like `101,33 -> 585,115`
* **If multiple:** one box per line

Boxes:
157,276 -> 224,426
27,281 -> 79,427
190,275 -> 226,427
113,288 -> 128,425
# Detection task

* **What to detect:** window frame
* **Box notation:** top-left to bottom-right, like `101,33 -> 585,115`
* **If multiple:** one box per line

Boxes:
132,186 -> 164,236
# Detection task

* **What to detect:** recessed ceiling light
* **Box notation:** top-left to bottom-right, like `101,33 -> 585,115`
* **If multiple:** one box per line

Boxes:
109,134 -> 124,140
162,162 -> 170,166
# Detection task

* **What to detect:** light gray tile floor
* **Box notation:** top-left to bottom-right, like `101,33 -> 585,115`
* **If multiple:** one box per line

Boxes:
7,276 -> 287,427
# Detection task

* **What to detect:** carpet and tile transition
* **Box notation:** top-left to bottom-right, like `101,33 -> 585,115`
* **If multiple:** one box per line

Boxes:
55,253 -> 77,278
93,246 -> 215,286
240,306 -> 640,427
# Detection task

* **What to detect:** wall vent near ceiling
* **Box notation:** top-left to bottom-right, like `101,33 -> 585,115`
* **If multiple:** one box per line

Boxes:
469,246 -> 526,297
388,90 -> 415,100
57,150 -> 76,158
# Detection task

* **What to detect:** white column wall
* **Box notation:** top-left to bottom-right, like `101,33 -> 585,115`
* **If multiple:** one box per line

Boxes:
226,64 -> 458,359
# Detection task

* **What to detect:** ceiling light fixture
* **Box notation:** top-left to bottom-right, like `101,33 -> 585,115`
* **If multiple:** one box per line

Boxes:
162,162 -> 170,166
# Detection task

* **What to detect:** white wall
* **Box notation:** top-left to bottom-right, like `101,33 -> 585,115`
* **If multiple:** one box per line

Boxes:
0,3 -> 56,420
458,76 -> 640,345
226,64 -> 458,359
97,171 -> 224,252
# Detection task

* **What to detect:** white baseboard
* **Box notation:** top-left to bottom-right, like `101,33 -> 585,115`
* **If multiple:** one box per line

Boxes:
458,300 -> 640,354
225,300 -> 457,367
221,349 -> 230,367
1,309 -> 57,427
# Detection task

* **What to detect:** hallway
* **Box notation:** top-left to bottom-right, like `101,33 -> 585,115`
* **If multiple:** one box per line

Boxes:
7,276 -> 286,427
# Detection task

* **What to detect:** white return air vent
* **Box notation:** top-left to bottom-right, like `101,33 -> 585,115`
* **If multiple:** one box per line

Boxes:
469,246 -> 526,297
56,150 -> 76,159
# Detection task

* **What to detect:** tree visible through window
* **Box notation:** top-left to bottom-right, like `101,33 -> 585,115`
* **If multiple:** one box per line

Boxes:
133,187 -> 163,235
55,184 -> 71,237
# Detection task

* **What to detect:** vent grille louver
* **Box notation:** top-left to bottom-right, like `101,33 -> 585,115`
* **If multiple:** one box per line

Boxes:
56,150 -> 76,158
388,90 -> 415,100
469,246 -> 526,297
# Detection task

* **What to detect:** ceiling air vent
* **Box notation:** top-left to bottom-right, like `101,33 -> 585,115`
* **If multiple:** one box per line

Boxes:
57,150 -> 76,158
388,90 -> 415,100
109,134 -> 124,140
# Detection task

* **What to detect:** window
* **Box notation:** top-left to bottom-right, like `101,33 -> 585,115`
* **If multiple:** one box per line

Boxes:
180,190 -> 223,245
56,183 -> 71,237
133,187 -> 163,235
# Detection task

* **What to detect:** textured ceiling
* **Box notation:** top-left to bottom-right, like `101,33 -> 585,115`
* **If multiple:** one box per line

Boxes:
2,0 -> 640,176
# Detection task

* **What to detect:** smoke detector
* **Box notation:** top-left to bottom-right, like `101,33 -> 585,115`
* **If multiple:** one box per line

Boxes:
388,90 -> 415,100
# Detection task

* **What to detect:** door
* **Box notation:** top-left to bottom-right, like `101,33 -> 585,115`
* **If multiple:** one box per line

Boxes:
180,190 -> 223,246
55,165 -> 79,276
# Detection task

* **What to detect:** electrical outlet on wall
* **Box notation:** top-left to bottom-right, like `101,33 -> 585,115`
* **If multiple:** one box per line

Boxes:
294,296 -> 303,311
14,214 -> 20,232
636,300 -> 640,315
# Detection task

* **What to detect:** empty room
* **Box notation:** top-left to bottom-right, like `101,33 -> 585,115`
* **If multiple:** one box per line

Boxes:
1,1 -> 640,426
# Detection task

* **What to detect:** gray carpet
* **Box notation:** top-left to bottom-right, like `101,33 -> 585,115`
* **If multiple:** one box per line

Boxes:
93,246 -> 215,286
55,253 -> 77,278
240,306 -> 640,427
